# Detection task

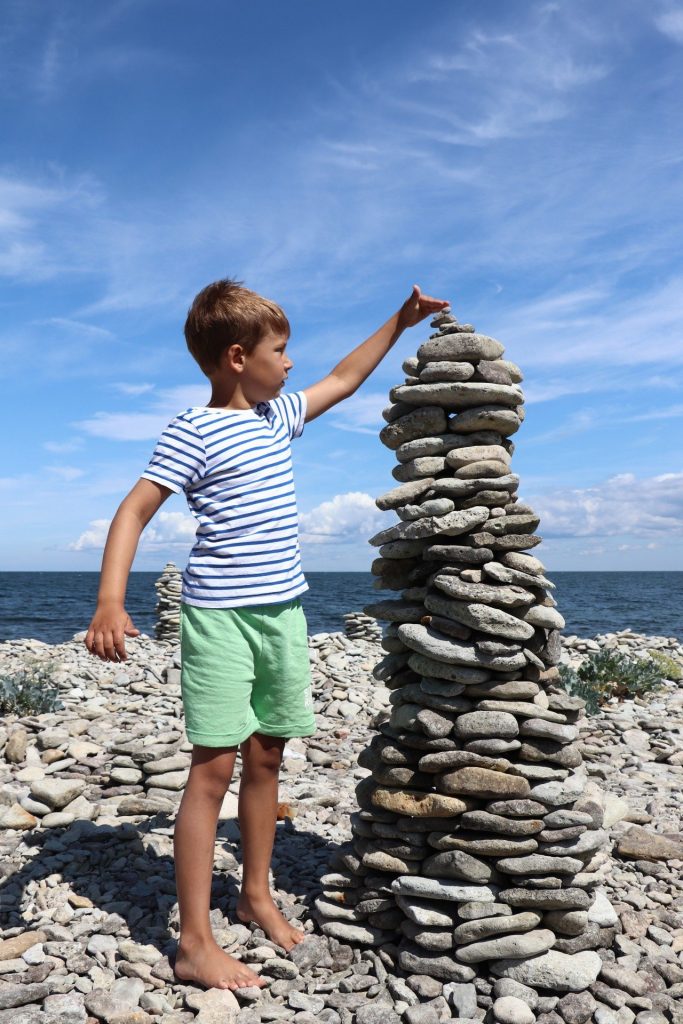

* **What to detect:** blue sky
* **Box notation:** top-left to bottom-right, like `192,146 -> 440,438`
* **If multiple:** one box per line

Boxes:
2,0 -> 683,573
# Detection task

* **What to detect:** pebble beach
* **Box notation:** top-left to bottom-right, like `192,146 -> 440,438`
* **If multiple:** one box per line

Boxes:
0,621 -> 682,1024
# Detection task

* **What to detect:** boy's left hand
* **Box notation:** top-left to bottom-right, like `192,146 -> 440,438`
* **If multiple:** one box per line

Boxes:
397,284 -> 450,331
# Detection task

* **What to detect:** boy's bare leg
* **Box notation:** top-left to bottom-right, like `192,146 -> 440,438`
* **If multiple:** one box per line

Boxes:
235,732 -> 305,951
173,744 -> 267,989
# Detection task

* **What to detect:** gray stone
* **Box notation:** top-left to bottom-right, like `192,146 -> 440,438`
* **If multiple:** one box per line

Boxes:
433,574 -> 533,610
419,333 -> 505,362
398,944 -> 476,982
392,877 -> 497,904
449,405 -> 522,435
456,928 -> 556,963
423,848 -> 497,884
437,766 -> 530,799
433,599 -> 535,641
390,381 -> 523,410
493,979 -> 540,1010
556,991 -> 597,1024
369,507 -> 489,546
380,408 -> 448,452
452,912 -> 542,945
454,711 -> 519,740
28,778 -> 86,810
495,854 -> 584,876
490,950 -> 602,992
493,995 -> 537,1024
498,889 -> 592,910
444,981 -> 479,1017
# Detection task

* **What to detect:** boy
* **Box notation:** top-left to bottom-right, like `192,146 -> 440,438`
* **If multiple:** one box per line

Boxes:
85,277 -> 448,992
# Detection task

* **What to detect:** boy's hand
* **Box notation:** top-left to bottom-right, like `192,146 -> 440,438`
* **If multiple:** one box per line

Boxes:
85,604 -> 140,662
397,284 -> 450,332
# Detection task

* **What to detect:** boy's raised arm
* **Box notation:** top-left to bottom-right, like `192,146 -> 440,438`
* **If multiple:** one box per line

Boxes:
303,284 -> 449,423
85,478 -> 173,662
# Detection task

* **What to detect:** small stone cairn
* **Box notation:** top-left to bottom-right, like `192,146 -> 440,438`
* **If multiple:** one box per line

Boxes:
343,611 -> 384,642
153,562 -> 182,642
315,310 -> 612,997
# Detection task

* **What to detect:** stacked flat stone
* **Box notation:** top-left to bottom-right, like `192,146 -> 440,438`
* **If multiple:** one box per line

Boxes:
315,310 -> 610,996
343,611 -> 383,642
153,562 -> 182,642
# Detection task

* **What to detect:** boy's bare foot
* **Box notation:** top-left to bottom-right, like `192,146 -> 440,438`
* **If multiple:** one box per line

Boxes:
235,893 -> 306,952
173,938 -> 267,991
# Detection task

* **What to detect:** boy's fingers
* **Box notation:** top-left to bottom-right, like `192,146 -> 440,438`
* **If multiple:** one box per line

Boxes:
102,631 -> 118,661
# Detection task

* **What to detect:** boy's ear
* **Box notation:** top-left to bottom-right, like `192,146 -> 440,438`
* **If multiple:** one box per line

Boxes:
220,343 -> 246,372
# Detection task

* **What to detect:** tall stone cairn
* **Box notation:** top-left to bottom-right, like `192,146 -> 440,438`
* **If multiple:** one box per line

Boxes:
315,310 -> 610,996
154,562 -> 182,642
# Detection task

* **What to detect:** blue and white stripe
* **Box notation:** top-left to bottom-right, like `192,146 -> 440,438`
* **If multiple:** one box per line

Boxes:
141,391 -> 309,607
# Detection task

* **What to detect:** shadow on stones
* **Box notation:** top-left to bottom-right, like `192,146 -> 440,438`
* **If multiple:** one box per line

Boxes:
0,811 -> 345,958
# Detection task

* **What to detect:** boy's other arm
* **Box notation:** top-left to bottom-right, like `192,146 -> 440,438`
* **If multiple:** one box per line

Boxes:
303,284 -> 449,423
85,478 -> 173,662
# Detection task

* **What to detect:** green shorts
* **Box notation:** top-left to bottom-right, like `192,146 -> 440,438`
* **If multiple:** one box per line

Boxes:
179,597 -> 316,747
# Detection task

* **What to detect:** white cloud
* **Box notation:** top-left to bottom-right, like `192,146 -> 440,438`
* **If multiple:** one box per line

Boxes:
654,9 -> 683,43
112,382 -> 155,396
43,439 -> 83,453
74,385 -> 209,440
69,509 -> 195,552
46,465 -> 85,481
140,511 -> 195,547
529,470 -> 683,539
328,391 -> 388,434
299,491 -> 389,545
69,518 -> 110,550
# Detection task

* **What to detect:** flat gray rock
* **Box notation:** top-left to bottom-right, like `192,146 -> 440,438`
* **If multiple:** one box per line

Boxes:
523,605 -> 566,630
380,407 -> 447,450
419,360 -> 476,382
375,476 -> 436,510
454,710 -> 520,740
433,574 -> 535,610
495,854 -> 584,875
455,927 -> 556,963
452,911 -> 542,945
436,600 -> 535,641
369,506 -> 489,545
450,406 -> 522,436
446,444 -> 511,468
519,719 -> 579,743
498,888 -> 592,910
391,876 -> 497,903
529,776 -> 587,807
483,560 -> 555,590
490,949 -> 602,993
418,332 -> 505,361
390,382 -> 524,410
429,473 -> 520,498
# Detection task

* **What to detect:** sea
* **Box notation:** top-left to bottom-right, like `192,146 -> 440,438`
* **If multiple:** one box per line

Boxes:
0,571 -> 681,646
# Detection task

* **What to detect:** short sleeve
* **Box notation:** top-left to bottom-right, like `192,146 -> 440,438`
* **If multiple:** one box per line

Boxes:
141,415 -> 205,494
270,390 -> 307,440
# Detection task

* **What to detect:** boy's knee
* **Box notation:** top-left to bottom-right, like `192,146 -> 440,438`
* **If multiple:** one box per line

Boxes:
241,732 -> 284,773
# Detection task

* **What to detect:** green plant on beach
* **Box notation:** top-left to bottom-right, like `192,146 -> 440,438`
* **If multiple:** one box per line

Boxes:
647,649 -> 683,681
0,659 -> 65,716
559,648 -> 666,715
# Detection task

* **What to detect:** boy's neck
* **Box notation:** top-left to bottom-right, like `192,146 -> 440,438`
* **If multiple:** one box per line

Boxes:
207,381 -> 254,411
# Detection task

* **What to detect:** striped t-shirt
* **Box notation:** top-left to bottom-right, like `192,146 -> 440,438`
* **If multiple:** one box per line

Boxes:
141,391 -> 308,608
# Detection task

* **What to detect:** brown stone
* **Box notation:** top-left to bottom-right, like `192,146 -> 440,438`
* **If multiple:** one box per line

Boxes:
617,826 -> 683,862
436,767 -> 530,800
371,787 -> 471,817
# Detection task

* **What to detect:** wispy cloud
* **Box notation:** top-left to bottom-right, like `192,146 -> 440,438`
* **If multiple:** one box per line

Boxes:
299,492 -> 388,545
73,385 -> 209,441
528,471 -> 683,538
654,8 -> 683,43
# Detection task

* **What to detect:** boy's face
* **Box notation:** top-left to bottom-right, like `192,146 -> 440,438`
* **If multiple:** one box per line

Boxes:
242,328 -> 294,400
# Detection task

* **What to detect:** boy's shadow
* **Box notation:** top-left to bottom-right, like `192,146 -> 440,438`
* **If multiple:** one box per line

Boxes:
0,811 -> 345,962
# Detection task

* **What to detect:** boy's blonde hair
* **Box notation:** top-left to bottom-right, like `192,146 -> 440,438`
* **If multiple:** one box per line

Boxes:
184,277 -> 290,376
